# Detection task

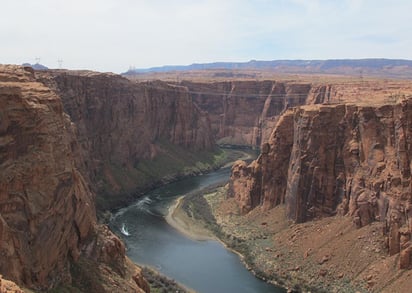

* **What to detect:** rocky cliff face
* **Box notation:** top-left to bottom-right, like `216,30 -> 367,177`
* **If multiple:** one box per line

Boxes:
39,72 -> 215,209
0,65 -> 148,291
183,80 -> 331,146
229,99 -> 412,268
0,65 -> 95,288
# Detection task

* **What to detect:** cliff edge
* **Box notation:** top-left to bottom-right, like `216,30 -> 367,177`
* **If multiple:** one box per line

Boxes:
0,65 -> 148,292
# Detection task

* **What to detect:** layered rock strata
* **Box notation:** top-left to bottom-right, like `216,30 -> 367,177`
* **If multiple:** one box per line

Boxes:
229,99 -> 412,268
183,80 -> 332,146
0,65 -> 148,291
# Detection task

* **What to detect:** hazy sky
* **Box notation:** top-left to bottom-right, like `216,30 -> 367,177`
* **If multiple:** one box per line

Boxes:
2,0 -> 411,73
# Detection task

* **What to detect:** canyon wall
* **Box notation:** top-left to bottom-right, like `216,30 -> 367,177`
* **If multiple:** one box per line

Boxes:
40,72 -> 216,210
182,80 -> 331,146
229,99 -> 412,268
0,65 -> 95,288
0,65 -> 148,291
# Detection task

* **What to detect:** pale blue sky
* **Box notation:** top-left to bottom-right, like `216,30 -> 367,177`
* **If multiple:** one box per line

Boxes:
1,0 -> 411,73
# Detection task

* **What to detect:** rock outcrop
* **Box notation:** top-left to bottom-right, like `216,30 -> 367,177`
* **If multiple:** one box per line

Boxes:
73,225 -> 149,293
183,80 -> 331,146
229,99 -> 412,268
0,65 -> 149,291
0,275 -> 23,293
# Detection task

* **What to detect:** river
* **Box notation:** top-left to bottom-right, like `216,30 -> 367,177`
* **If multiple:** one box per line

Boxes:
110,165 -> 286,293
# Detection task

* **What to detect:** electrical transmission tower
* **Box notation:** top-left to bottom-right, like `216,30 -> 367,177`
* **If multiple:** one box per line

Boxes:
58,59 -> 63,69
35,57 -> 41,64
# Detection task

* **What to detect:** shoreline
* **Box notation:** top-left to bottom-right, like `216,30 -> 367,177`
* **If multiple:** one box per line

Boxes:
165,193 -> 251,261
141,265 -> 196,293
189,186 -> 405,293
164,189 -> 287,291
164,148 -> 256,241
165,195 -> 216,241
101,148 -> 256,223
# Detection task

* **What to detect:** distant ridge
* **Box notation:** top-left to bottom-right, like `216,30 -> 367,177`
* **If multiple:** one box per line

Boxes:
22,62 -> 49,70
124,58 -> 412,79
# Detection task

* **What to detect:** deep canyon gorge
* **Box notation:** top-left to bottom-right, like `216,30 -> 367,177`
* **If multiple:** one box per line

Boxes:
2,64 -> 412,292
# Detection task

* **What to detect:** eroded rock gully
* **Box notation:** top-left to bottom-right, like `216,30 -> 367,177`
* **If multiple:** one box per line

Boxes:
0,65 -> 148,292
229,100 -> 412,269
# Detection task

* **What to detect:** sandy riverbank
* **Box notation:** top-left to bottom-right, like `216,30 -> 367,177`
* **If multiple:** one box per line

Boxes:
165,148 -> 256,241
166,196 -> 216,241
165,193 -> 249,259
164,187 -> 287,290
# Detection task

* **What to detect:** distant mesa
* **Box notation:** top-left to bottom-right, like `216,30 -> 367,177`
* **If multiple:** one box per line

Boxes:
123,58 -> 412,79
22,62 -> 49,70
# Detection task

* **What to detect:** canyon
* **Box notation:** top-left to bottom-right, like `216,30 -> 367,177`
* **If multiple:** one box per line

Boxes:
133,72 -> 412,149
2,62 -> 412,292
38,70 -> 216,212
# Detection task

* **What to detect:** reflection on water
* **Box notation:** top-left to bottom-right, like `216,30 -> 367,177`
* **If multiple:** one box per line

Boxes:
111,167 -> 285,293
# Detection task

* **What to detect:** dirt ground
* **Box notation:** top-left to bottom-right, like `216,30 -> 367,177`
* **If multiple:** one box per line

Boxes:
172,185 -> 412,293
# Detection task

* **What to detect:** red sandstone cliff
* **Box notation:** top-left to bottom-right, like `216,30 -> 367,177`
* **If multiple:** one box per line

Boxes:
229,99 -> 412,268
0,65 -> 148,292
182,80 -> 331,146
